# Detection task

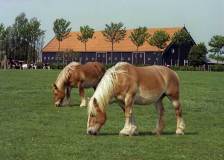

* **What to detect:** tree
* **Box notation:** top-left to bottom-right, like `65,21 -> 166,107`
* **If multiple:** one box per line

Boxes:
0,23 -> 6,67
129,27 -> 150,51
0,23 -> 6,39
53,18 -> 72,64
148,30 -> 170,49
77,25 -> 94,52
209,52 -> 224,63
208,35 -> 224,63
27,18 -> 45,62
102,22 -> 126,52
0,13 -> 45,64
0,23 -> 6,52
208,35 -> 224,53
188,43 -> 207,66
13,12 -> 29,61
171,29 -> 192,66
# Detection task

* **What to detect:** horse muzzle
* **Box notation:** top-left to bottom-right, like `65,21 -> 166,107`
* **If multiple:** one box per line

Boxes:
55,101 -> 61,107
87,128 -> 98,136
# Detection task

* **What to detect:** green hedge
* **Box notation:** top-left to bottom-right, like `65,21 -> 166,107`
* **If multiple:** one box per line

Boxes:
47,63 -> 224,72
50,63 -> 66,69
170,65 -> 224,72
210,64 -> 224,72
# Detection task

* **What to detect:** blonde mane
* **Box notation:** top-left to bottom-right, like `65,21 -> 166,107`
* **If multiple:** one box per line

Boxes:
55,62 -> 80,90
88,62 -> 128,115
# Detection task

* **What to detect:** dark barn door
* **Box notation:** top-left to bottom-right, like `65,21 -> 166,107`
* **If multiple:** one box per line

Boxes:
112,52 -> 122,64
121,52 -> 132,64
96,52 -> 106,64
133,52 -> 144,64
81,52 -> 96,64
106,52 -> 116,64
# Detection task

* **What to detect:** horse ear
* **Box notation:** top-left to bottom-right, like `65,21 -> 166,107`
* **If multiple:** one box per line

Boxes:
93,98 -> 101,112
53,83 -> 58,90
93,98 -> 98,106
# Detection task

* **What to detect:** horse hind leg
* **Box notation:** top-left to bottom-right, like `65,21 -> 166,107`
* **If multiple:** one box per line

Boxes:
66,87 -> 72,106
153,99 -> 165,135
168,92 -> 185,135
78,83 -> 87,107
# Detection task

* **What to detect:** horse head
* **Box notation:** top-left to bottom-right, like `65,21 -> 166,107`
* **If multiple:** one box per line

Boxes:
87,98 -> 106,135
52,83 -> 65,107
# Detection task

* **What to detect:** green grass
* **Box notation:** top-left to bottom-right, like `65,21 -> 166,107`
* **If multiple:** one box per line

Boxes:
0,70 -> 224,160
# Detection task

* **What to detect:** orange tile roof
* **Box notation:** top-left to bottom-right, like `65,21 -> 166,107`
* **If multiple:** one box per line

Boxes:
42,27 -> 183,53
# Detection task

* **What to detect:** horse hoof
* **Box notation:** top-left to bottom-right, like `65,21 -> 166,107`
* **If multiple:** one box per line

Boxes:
176,129 -> 184,135
152,129 -> 163,135
119,132 -> 129,136
119,129 -> 139,136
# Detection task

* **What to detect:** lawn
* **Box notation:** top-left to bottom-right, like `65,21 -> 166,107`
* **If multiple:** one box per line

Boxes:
0,70 -> 224,160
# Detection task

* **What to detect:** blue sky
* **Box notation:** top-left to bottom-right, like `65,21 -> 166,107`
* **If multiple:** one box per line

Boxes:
0,0 -> 224,46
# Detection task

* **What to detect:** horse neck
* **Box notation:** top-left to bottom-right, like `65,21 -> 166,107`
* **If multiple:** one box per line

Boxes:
93,71 -> 117,112
55,69 -> 69,91
55,79 -> 66,91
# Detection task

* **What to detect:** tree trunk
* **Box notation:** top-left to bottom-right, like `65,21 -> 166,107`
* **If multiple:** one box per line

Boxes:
111,41 -> 114,64
3,54 -> 7,70
84,42 -> 87,52
57,40 -> 60,65
33,43 -> 36,63
178,45 -> 181,66
26,43 -> 29,64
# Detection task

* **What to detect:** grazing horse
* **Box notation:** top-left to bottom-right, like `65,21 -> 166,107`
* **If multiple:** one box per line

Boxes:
87,62 -> 185,136
53,62 -> 105,107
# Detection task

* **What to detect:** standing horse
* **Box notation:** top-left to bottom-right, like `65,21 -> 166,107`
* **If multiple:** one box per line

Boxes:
53,62 -> 105,107
87,62 -> 185,136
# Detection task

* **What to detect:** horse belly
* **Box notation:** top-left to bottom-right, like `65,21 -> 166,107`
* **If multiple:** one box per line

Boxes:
134,88 -> 163,105
82,80 -> 96,88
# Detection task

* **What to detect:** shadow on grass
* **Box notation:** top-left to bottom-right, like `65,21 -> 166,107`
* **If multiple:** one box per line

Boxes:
97,131 -> 198,136
139,131 -> 198,136
53,103 -> 82,108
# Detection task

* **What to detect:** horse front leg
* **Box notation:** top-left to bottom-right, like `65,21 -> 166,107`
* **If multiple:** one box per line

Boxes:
78,82 -> 87,107
66,86 -> 72,106
62,87 -> 71,106
119,94 -> 138,136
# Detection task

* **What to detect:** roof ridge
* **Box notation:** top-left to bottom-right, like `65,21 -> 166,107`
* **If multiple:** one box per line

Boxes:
69,26 -> 184,33
42,26 -> 187,53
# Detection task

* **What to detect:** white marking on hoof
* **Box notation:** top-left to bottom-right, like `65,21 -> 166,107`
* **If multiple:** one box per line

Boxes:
176,128 -> 184,135
80,98 -> 87,107
119,126 -> 138,136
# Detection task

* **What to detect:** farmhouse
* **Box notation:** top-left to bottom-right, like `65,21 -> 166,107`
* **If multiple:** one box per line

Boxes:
42,26 -> 195,65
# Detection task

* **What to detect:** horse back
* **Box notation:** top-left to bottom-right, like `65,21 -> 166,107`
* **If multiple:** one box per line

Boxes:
80,62 -> 105,88
114,64 -> 180,104
136,65 -> 179,90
